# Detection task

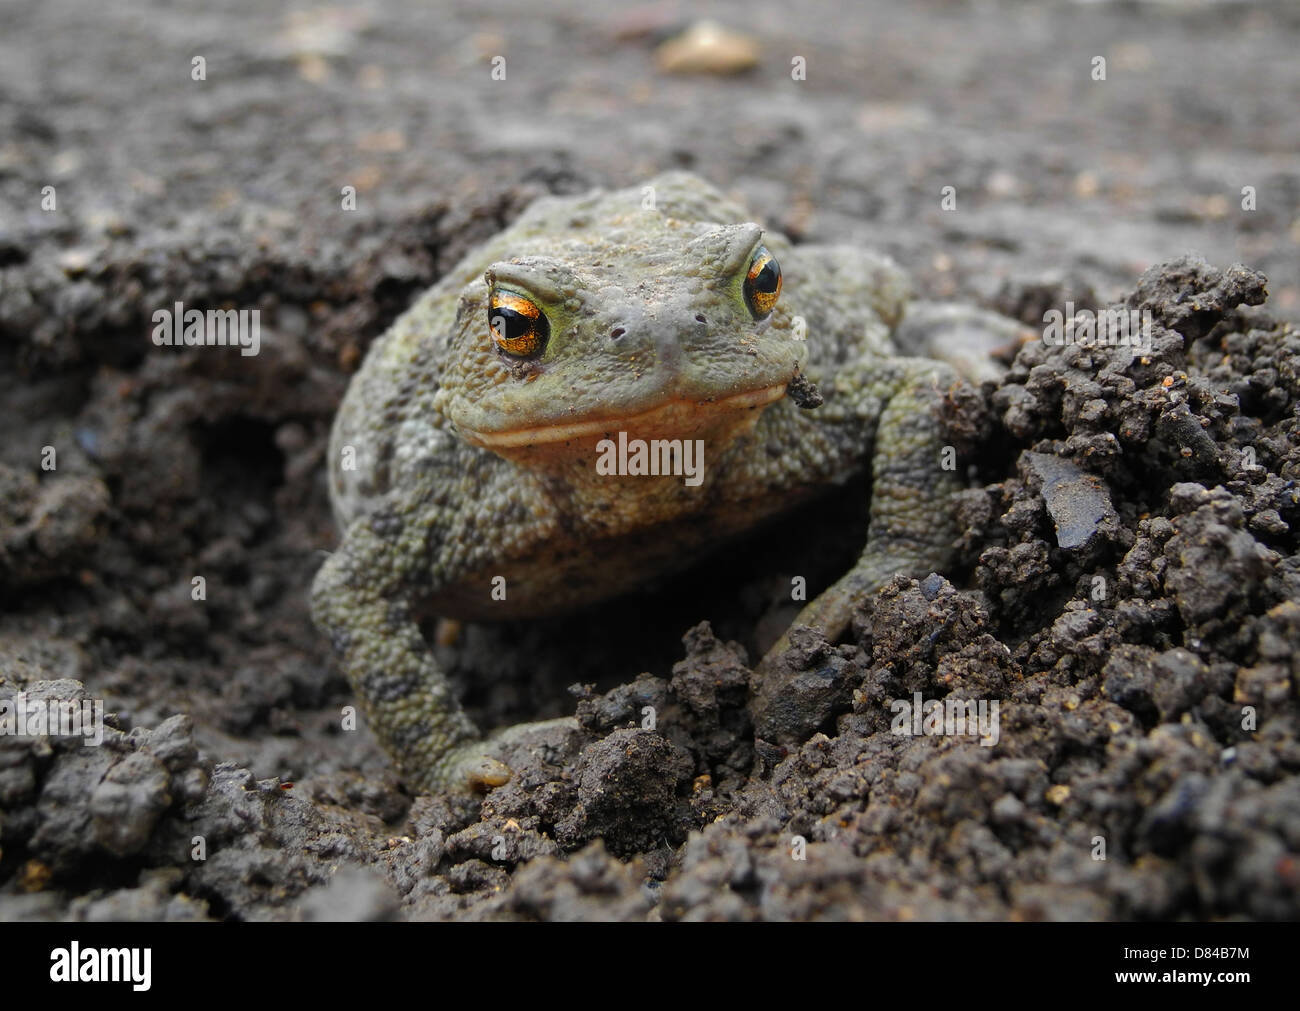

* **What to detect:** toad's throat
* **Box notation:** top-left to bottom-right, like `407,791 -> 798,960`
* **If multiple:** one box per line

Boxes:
462,382 -> 787,448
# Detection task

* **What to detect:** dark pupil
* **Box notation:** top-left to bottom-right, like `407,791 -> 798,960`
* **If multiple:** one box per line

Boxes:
752,261 -> 779,293
492,305 -> 531,339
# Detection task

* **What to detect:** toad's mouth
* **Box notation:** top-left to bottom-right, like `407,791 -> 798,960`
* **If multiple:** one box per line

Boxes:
462,382 -> 787,449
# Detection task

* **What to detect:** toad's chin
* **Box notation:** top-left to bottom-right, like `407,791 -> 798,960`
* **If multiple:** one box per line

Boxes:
459,382 -> 788,451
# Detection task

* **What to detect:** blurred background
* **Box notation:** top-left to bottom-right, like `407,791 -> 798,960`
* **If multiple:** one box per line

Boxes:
2,0 -> 1297,329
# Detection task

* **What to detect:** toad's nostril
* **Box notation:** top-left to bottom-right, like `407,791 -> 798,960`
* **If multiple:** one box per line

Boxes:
610,327 -> 626,340
695,314 -> 707,324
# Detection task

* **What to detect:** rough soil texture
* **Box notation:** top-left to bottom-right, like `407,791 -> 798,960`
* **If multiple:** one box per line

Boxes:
1,0 -> 1298,920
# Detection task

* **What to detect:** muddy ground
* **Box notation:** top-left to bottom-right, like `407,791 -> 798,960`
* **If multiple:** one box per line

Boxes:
1,0 -> 1298,921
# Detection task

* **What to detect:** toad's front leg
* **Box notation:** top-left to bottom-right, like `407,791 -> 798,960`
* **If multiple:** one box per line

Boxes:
750,358 -> 963,739
311,506 -> 571,793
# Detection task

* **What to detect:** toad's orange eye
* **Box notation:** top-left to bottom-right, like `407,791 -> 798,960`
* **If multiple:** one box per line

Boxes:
488,290 -> 549,359
743,246 -> 781,319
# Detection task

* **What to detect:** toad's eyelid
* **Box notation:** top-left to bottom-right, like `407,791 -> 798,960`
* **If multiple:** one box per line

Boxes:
720,224 -> 766,278
485,262 -> 568,304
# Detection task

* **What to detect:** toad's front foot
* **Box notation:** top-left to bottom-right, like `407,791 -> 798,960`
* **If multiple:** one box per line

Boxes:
424,717 -> 581,793
312,521 -> 581,796
750,358 -> 968,744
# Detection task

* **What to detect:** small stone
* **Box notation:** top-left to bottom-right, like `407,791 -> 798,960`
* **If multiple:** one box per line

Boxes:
1023,451 -> 1118,550
656,21 -> 759,75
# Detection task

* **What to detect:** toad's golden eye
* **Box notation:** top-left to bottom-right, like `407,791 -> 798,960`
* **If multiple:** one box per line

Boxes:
743,246 -> 781,319
488,289 -> 549,359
